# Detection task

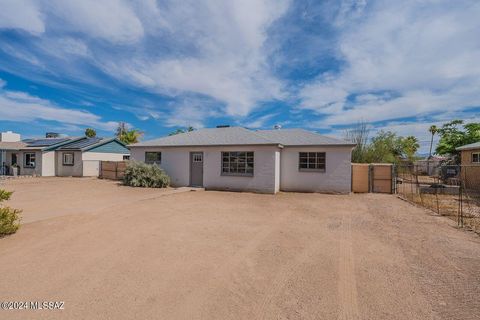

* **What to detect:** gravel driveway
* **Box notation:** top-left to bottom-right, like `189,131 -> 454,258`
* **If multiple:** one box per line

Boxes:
1,178 -> 479,319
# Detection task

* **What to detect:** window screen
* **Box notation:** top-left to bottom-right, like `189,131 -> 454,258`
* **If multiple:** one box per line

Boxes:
222,152 -> 254,176
145,152 -> 161,164
299,152 -> 326,171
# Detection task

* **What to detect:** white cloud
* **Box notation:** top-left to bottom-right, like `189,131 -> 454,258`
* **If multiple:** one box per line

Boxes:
44,0 -> 144,43
0,0 -> 45,34
98,0 -> 290,118
162,97 -> 221,129
299,0 -> 480,126
0,0 -> 291,127
242,114 -> 277,129
0,89 -> 118,131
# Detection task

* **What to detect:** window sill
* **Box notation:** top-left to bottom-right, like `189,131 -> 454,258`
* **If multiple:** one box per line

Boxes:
299,169 -> 326,173
221,173 -> 254,177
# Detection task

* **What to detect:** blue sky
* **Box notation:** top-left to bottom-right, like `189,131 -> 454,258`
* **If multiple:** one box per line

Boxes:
0,0 -> 479,153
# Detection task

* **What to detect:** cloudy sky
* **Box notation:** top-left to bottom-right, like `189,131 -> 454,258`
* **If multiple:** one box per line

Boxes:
0,0 -> 479,153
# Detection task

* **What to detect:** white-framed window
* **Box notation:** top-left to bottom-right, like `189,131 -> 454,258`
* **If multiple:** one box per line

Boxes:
472,152 -> 480,163
222,152 -> 254,176
299,152 -> 326,172
123,155 -> 130,160
24,152 -> 36,168
193,153 -> 203,162
63,152 -> 74,166
145,152 -> 161,164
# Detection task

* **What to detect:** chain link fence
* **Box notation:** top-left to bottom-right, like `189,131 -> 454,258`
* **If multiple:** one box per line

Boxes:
396,164 -> 480,233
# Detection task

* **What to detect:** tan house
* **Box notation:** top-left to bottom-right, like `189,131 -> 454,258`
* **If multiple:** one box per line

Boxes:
457,142 -> 480,190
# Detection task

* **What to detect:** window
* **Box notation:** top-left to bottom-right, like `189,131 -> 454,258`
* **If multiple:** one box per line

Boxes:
123,155 -> 130,160
473,153 -> 480,163
299,152 -> 326,171
222,152 -> 254,176
63,153 -> 74,166
193,154 -> 203,162
145,152 -> 161,164
24,152 -> 36,168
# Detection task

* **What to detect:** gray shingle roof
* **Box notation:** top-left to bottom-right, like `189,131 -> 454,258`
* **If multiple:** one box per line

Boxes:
131,127 -> 355,147
132,127 -> 277,147
456,141 -> 480,151
256,129 -> 355,146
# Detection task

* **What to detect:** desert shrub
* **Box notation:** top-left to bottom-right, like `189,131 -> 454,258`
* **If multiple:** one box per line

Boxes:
123,161 -> 170,188
0,189 -> 21,236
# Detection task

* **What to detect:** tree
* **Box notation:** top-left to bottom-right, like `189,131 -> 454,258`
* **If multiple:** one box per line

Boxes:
345,122 -> 370,163
428,125 -> 437,159
366,131 -> 404,163
400,136 -> 420,161
0,189 -> 21,236
169,126 -> 195,136
436,120 -> 480,160
115,122 -> 143,145
85,128 -> 96,138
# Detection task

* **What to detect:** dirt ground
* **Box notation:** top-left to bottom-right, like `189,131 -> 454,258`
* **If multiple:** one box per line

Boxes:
1,178 -> 479,320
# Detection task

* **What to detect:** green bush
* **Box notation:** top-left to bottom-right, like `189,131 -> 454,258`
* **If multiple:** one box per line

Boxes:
0,190 -> 21,236
123,161 -> 170,188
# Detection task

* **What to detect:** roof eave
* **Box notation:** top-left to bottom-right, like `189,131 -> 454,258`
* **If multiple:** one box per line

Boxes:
282,143 -> 357,148
82,138 -> 128,152
129,143 -> 284,148
457,146 -> 480,151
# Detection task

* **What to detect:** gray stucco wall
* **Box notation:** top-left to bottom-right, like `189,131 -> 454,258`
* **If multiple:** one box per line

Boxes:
20,150 -> 42,176
55,151 -> 83,177
279,146 -> 353,193
130,145 -> 280,194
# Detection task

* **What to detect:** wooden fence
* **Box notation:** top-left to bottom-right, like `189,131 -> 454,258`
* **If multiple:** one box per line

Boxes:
100,161 -> 127,180
352,163 -> 394,194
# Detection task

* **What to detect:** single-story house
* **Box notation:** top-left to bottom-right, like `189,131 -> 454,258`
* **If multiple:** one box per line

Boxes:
129,126 -> 355,194
0,133 -> 129,177
414,156 -> 447,176
457,141 -> 480,189
457,142 -> 480,165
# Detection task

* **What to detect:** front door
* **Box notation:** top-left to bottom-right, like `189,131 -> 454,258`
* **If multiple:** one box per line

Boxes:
190,152 -> 204,187
11,153 -> 18,166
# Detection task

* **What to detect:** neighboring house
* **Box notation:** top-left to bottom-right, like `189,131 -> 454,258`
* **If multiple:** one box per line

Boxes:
129,126 -> 355,194
0,132 -> 129,177
55,137 -> 130,177
457,142 -> 480,165
414,156 -> 447,176
457,141 -> 480,190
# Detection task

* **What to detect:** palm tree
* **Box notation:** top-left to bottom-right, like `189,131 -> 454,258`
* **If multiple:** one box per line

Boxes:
85,128 -> 96,138
428,125 -> 438,159
119,129 -> 143,144
115,122 -> 143,144
427,125 -> 438,175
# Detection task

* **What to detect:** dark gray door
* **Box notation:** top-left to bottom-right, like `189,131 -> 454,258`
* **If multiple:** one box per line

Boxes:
190,152 -> 203,187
